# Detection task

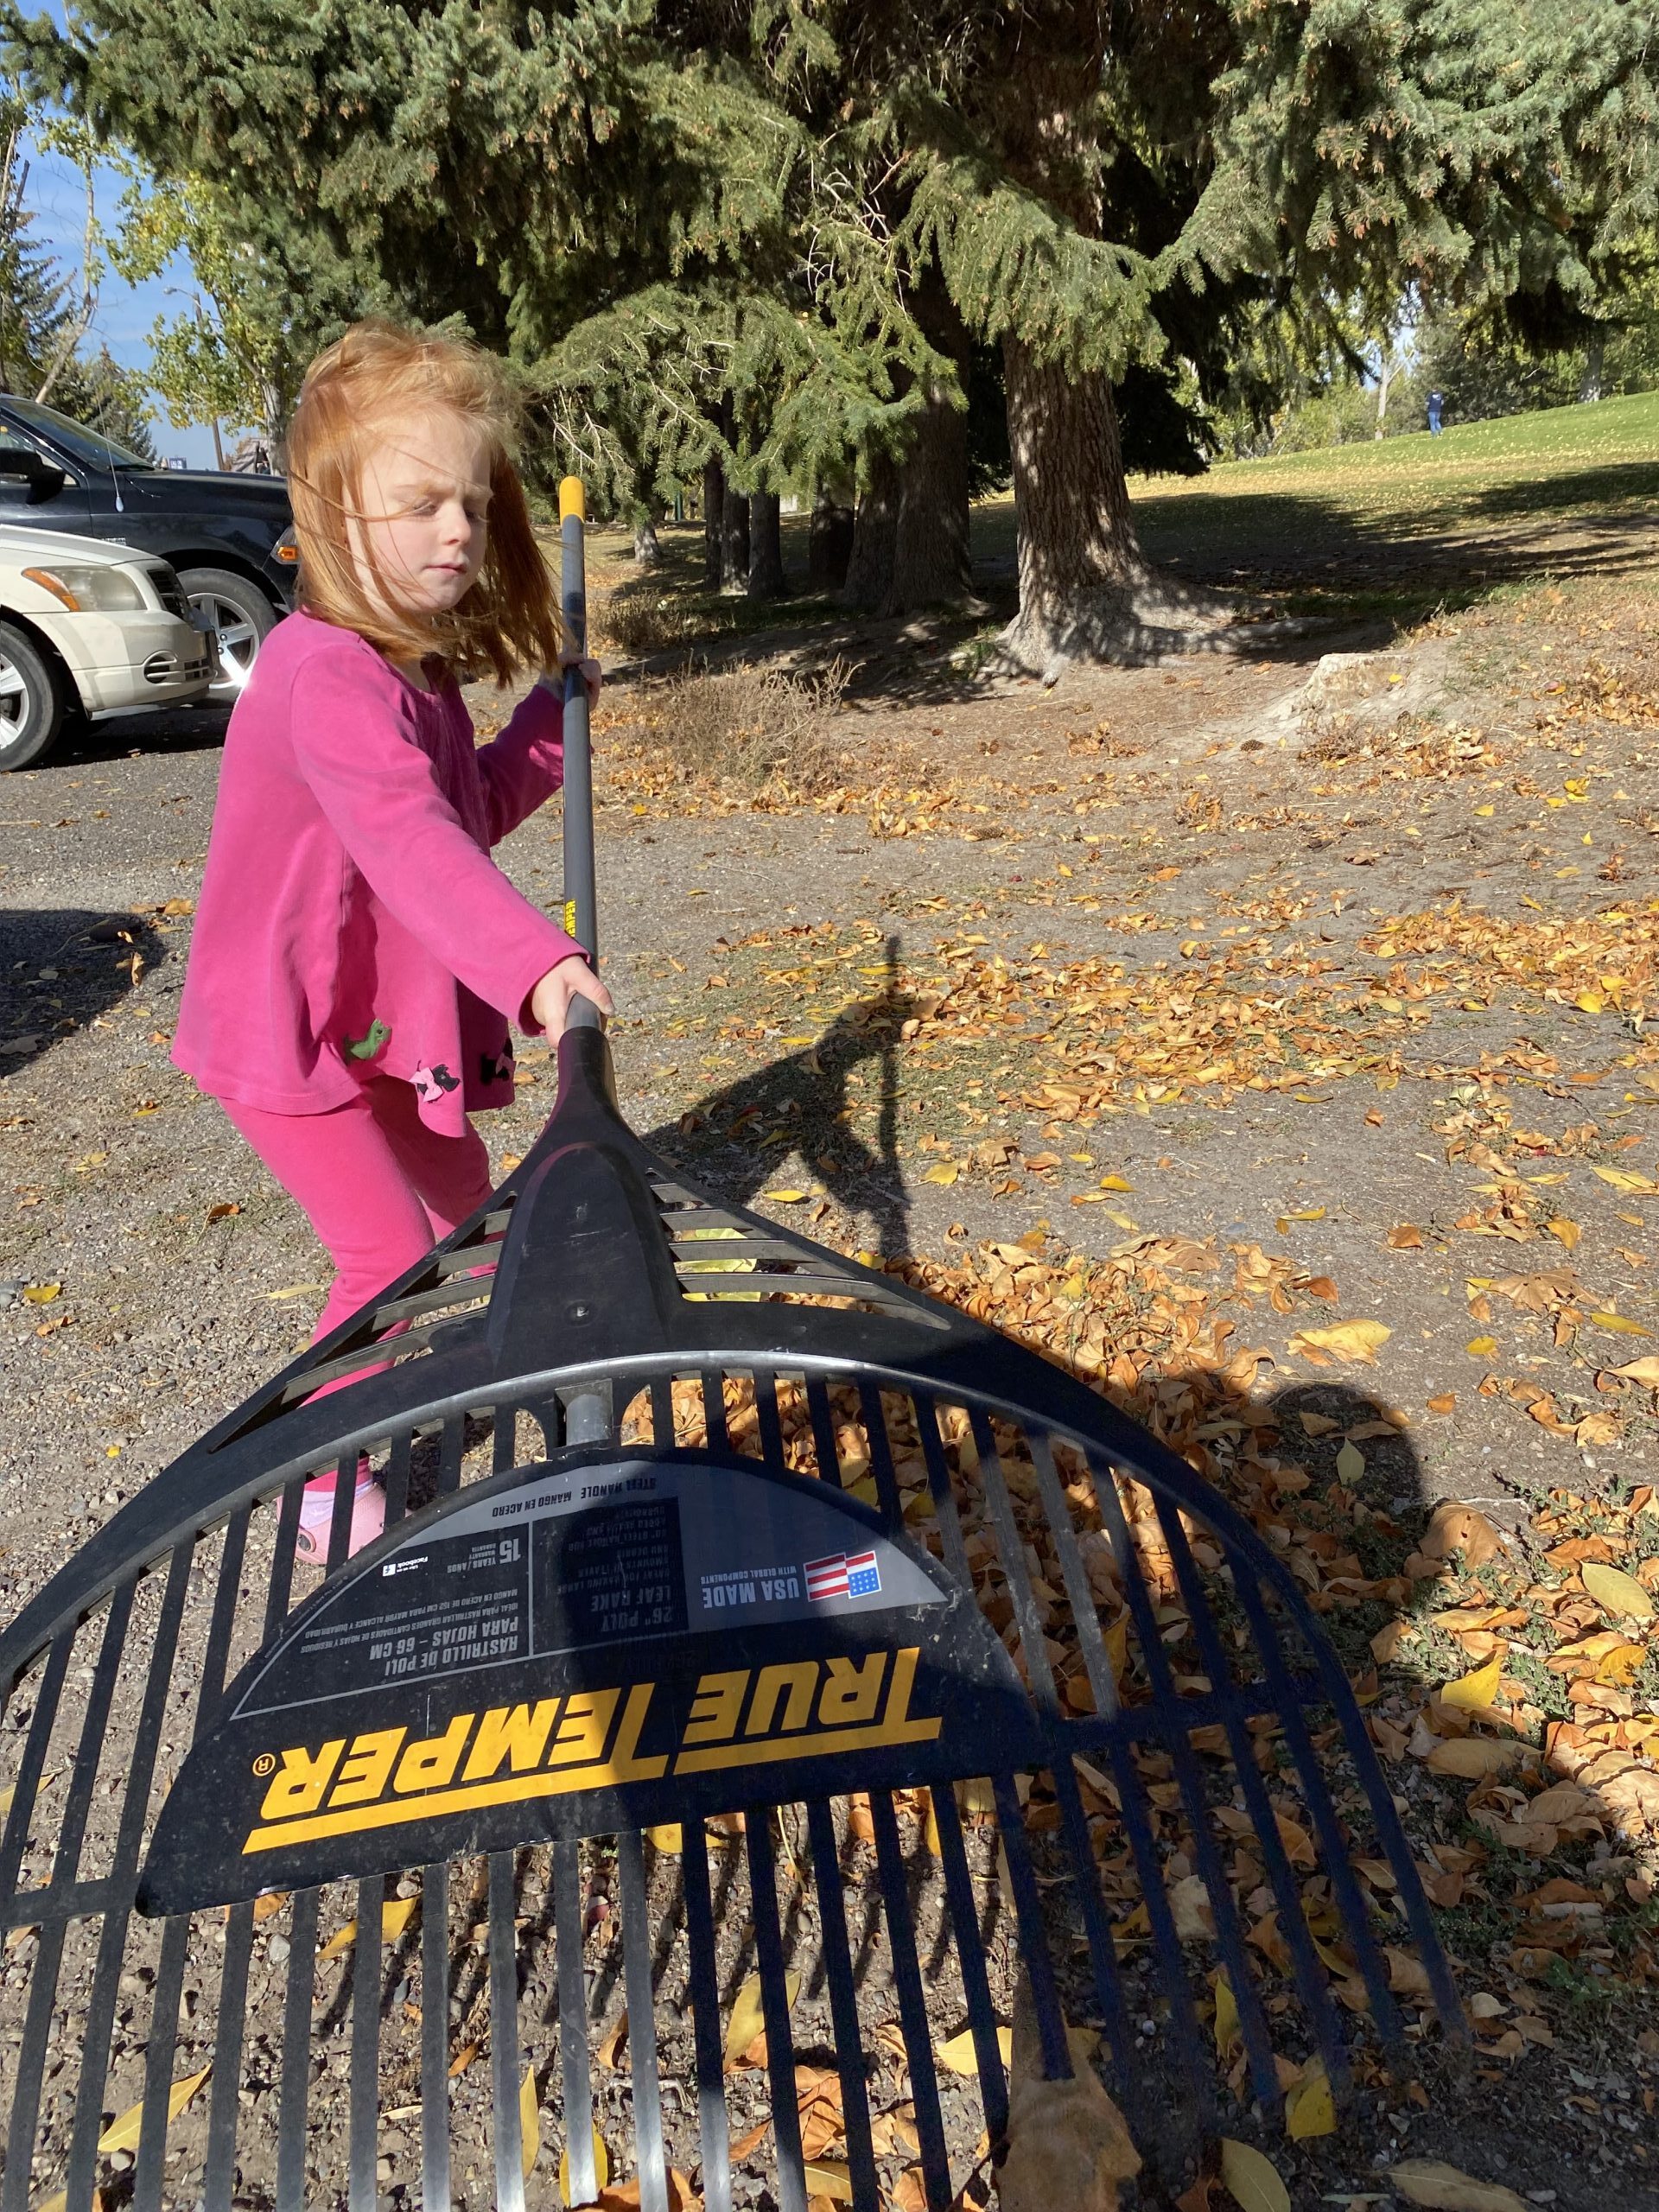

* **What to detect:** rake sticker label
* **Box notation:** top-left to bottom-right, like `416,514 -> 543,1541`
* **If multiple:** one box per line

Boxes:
137,1448 -> 1046,1912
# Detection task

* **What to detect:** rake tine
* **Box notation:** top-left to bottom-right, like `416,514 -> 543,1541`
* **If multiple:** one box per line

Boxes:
437,1410 -> 468,1496
926,1783 -> 1009,2139
753,1368 -> 787,1467
1155,1497 -> 1354,2087
745,1810 -> 808,2212
326,1446 -> 359,1573
964,1408 -> 1058,1713
648,1374 -> 674,1446
421,1861 -> 454,2212
266,1473 -> 304,1624
3,1914 -> 70,2212
1226,1565 -> 1422,2037
804,1797 -> 879,2210
855,1376 -> 903,1522
1092,1464 -> 1279,2108
383,1426 -> 414,1529
351,1872 -> 387,2209
868,1791 -> 951,2209
274,1887 -> 321,2212
130,1910 -> 193,2212
1047,1757 -> 1137,2089
702,1368 -> 729,1449
487,1849 -> 527,2212
680,1820 -> 733,2212
804,1376 -> 842,1486
914,1394 -> 971,1582
990,1775 -> 1071,2082
1027,1431 -> 1120,1717
63,1548 -> 193,2212
554,1836 -> 596,2202
617,1829 -> 670,2212
0,1629 -> 72,1903
493,1408 -> 520,1472
203,1897 -> 257,2204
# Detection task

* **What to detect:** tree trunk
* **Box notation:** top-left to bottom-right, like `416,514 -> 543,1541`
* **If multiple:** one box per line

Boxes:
747,490 -> 785,598
702,454 -> 725,590
1581,332 -> 1605,404
842,448 -> 900,613
887,277 -> 975,613
720,483 -> 750,592
809,490 -> 855,591
999,334 -> 1153,668
632,504 -> 662,567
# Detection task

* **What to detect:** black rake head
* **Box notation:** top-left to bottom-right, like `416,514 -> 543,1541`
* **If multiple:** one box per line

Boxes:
0,1027 -> 1464,2212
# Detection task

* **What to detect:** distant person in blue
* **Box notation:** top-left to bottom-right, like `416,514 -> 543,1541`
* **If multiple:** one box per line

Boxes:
1427,391 -> 1445,435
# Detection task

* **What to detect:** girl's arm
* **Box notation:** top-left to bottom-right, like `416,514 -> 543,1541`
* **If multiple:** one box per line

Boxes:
474,660 -> 602,846
290,652 -> 584,1030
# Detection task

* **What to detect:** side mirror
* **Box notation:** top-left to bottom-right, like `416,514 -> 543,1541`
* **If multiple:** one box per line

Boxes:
0,450 -> 68,505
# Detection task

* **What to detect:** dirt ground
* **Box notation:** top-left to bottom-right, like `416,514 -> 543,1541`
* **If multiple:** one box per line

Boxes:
0,493 -> 1656,2209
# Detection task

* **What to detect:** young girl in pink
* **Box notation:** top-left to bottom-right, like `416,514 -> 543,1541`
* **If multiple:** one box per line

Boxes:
175,321 -> 609,1561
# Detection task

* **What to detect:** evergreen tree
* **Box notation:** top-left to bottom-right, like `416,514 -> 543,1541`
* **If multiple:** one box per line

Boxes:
10,0 -> 1654,667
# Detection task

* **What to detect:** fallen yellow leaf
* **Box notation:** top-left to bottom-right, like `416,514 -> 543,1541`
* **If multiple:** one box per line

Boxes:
1580,1561 -> 1655,1622
1595,1642 -> 1647,1687
523,2066 -> 541,2182
1284,2056 -> 1336,2141
646,1824 -> 683,1853
1288,1319 -> 1391,1363
762,1190 -> 809,1203
1389,2158 -> 1529,2211
22,1284 -> 60,1305
1440,1649 -> 1503,1711
98,2064 -> 211,2154
1425,1738 -> 1522,1778
1219,2137 -> 1291,2212
557,2123 -> 608,2202
1590,1309 -> 1652,1337
724,1970 -> 799,2066
1615,1355 -> 1659,1386
1334,1440 -> 1365,1484
1592,1166 -> 1658,1194
1465,1336 -> 1498,1357
921,1162 -> 960,1186
938,2022 -> 1012,2076
804,2161 -> 855,2203
1211,1968 -> 1241,2058
1096,1174 -> 1135,1192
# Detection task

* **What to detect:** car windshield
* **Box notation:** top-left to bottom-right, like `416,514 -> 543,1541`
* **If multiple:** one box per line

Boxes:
0,395 -> 149,471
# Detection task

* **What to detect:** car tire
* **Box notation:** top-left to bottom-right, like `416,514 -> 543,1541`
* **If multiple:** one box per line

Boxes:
177,567 -> 276,702
0,621 -> 69,772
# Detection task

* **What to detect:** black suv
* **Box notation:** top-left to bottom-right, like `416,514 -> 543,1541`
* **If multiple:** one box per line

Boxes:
0,393 -> 297,699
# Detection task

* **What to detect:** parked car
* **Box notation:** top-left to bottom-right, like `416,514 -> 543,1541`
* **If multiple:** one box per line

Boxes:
0,394 -> 296,700
0,524 -> 213,769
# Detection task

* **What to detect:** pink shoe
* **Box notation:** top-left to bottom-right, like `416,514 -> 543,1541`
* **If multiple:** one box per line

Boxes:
296,1465 -> 386,1565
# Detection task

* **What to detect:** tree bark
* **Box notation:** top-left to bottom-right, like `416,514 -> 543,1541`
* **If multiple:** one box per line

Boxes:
842,448 -> 900,613
747,490 -> 785,598
999,333 -> 1147,667
720,482 -> 750,592
632,505 -> 662,567
809,489 -> 855,591
887,277 -> 975,613
1581,331 -> 1605,404
702,454 -> 725,590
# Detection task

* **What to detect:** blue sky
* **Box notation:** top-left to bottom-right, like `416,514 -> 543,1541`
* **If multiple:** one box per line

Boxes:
18,3 -> 224,466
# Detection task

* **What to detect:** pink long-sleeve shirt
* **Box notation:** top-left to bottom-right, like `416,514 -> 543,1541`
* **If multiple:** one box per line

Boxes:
174,608 -> 582,1137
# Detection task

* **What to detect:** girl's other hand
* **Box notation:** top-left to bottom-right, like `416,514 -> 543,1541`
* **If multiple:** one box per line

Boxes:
530,955 -> 613,1039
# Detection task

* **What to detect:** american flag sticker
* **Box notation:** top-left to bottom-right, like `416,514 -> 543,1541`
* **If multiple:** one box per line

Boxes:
804,1549 -> 882,1602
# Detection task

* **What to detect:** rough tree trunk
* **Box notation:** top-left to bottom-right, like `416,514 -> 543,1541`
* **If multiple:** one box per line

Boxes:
1581,332 -> 1605,404
998,334 -> 1220,673
842,448 -> 900,613
702,454 -> 725,590
809,490 -> 855,591
747,491 -> 785,598
886,277 -> 975,613
720,484 -> 750,592
632,503 -> 662,567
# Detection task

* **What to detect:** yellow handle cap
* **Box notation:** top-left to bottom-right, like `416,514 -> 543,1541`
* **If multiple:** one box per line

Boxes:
558,477 -> 587,522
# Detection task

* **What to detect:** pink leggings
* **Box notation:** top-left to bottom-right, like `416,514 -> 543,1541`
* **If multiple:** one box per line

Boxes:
225,1077 -> 493,1343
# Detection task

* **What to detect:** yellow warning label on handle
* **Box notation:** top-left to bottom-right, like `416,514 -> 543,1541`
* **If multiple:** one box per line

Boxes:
563,899 -> 577,938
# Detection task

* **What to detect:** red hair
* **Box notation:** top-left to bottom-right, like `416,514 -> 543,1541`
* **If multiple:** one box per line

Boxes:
287,320 -> 561,684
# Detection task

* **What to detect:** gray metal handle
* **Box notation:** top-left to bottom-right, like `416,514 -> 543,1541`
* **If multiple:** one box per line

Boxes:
557,481 -> 600,1031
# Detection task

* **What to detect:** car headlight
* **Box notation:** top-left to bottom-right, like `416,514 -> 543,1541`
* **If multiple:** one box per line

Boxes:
21,563 -> 147,613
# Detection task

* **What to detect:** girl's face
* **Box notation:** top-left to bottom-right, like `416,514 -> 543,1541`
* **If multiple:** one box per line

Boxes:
351,409 -> 493,619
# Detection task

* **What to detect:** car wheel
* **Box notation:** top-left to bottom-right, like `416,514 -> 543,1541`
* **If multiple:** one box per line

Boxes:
0,622 -> 68,772
177,568 -> 276,702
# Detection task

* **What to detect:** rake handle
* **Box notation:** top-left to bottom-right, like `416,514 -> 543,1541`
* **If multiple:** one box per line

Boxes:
558,476 -> 601,1027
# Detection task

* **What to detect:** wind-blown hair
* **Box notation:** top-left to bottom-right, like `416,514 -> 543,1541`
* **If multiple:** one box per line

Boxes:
287,320 -> 562,684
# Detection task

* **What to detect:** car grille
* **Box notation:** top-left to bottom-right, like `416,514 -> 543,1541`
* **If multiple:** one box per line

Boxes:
146,565 -> 191,620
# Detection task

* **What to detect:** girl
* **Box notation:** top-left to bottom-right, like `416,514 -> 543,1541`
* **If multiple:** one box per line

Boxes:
174,321 -> 610,1562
